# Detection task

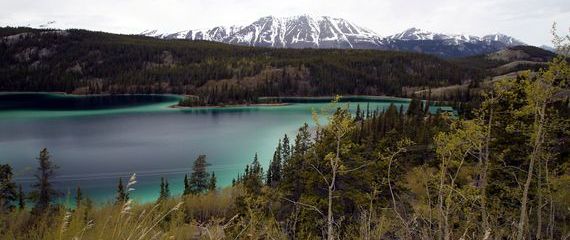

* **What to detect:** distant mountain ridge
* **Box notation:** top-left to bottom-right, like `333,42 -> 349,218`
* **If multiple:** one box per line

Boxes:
141,15 -> 526,57
386,27 -> 524,46
143,15 -> 385,49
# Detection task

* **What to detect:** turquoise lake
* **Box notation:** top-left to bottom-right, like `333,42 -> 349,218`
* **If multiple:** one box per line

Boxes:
0,93 -> 447,205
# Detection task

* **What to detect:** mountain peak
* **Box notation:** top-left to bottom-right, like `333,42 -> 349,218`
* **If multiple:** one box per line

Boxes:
404,27 -> 423,32
140,15 -> 527,57
147,15 -> 384,49
481,33 -> 524,46
388,28 -> 523,46
389,27 -> 438,40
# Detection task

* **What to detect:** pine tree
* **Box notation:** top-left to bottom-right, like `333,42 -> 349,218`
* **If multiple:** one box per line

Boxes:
267,141 -> 282,187
17,184 -> 25,210
189,155 -> 210,194
282,134 -> 291,161
116,178 -> 128,203
183,174 -> 190,195
293,123 -> 311,155
245,153 -> 264,195
208,172 -> 217,192
406,98 -> 419,116
281,123 -> 313,201
31,148 -> 59,213
0,164 -> 17,212
159,177 -> 170,201
266,165 -> 273,187
355,104 -> 363,121
75,185 -> 83,208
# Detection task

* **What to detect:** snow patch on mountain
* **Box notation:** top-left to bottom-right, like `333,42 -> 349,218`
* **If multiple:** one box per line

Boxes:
141,15 -> 385,49
386,28 -> 523,47
139,15 -> 526,57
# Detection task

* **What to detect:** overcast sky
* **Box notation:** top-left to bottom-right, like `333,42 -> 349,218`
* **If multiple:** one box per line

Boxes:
1,0 -> 568,46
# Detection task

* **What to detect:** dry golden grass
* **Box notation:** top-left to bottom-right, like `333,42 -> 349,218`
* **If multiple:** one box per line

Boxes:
0,183 -> 241,240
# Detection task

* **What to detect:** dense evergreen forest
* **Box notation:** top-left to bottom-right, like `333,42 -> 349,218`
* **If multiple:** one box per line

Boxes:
0,27 -> 485,105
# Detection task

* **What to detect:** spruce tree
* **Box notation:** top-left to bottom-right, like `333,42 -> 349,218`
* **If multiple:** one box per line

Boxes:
0,164 -> 17,212
208,172 -> 217,192
267,141 -> 282,187
17,184 -> 25,210
158,177 -> 170,201
293,123 -> 311,155
244,153 -> 263,195
116,178 -> 128,203
75,185 -> 83,208
189,155 -> 210,194
355,104 -> 363,121
281,123 -> 313,201
183,174 -> 190,195
266,165 -> 273,187
282,134 -> 291,161
31,148 -> 59,213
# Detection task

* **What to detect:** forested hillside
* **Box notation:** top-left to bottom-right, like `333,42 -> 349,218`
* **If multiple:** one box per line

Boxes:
0,27 -> 483,104
451,45 -> 557,75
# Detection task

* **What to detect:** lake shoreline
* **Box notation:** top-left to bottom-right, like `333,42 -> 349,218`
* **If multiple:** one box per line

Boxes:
1,91 -> 418,109
170,102 -> 290,109
0,92 -> 410,101
173,95 -> 414,108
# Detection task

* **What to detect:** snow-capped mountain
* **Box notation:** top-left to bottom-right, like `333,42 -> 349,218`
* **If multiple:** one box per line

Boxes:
141,15 -> 526,57
143,15 -> 384,49
224,15 -> 383,49
386,28 -> 474,42
387,28 -> 524,46
481,33 -> 525,46
381,28 -> 525,57
140,26 -> 243,41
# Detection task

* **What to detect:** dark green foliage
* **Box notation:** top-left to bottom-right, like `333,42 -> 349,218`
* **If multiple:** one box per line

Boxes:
236,153 -> 264,195
17,184 -> 25,210
75,186 -> 83,208
116,178 -> 128,203
183,174 -> 190,195
280,123 -> 312,202
281,134 -> 291,161
0,164 -> 17,212
451,45 -> 557,74
266,140 -> 282,187
244,102 -> 452,238
208,172 -> 217,192
189,155 -> 210,195
158,177 -> 170,201
30,148 -> 59,213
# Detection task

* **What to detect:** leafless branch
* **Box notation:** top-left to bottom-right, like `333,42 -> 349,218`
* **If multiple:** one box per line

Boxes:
310,163 -> 330,186
339,162 -> 374,174
282,197 -> 325,217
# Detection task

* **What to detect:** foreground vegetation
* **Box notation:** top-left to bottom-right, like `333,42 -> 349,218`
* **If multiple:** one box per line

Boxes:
0,29 -> 569,240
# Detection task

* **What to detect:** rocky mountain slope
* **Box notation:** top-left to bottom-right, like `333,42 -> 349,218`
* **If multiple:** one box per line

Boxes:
141,15 -> 526,57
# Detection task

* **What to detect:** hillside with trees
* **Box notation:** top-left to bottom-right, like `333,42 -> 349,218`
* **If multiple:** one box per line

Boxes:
1,27 -> 485,105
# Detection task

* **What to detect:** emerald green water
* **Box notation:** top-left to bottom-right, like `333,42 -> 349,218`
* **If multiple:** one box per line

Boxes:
0,93 -> 447,205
